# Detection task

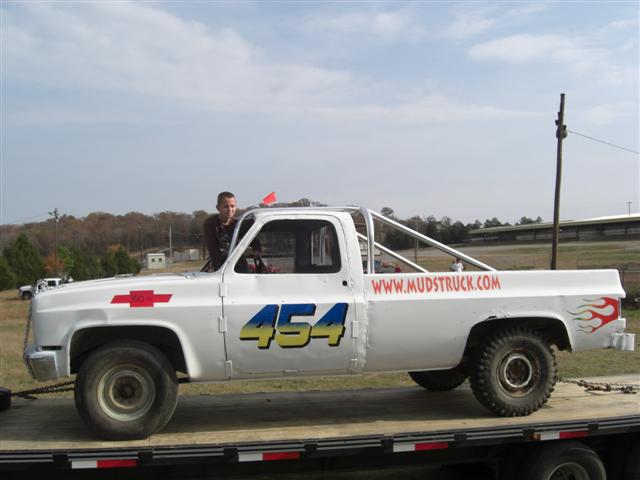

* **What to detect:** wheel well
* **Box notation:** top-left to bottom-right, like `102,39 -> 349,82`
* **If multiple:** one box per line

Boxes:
466,317 -> 571,354
70,326 -> 187,375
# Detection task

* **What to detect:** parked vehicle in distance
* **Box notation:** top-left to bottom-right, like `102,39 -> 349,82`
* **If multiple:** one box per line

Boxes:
23,207 -> 633,440
18,277 -> 69,300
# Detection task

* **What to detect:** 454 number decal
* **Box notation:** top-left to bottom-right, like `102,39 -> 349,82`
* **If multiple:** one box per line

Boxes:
239,303 -> 348,349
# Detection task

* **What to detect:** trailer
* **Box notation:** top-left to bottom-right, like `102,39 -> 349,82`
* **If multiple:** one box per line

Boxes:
1,375 -> 638,479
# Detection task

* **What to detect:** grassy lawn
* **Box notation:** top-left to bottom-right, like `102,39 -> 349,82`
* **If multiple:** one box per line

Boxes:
1,289 -> 638,398
402,239 -> 640,275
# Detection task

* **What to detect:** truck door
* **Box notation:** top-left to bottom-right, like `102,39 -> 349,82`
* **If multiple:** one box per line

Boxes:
221,216 -> 357,377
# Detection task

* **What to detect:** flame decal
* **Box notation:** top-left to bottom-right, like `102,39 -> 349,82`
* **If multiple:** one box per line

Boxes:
569,297 -> 619,333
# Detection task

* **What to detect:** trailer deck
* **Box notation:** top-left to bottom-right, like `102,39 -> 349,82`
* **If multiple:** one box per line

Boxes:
1,375 -> 638,468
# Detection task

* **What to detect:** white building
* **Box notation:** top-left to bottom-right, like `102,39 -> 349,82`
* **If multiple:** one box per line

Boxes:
146,253 -> 166,269
174,248 -> 201,262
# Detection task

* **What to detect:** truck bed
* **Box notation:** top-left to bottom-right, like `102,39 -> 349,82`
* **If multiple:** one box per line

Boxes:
1,375 -> 638,467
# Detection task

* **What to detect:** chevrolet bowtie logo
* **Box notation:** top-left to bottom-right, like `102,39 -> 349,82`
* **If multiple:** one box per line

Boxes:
111,290 -> 172,308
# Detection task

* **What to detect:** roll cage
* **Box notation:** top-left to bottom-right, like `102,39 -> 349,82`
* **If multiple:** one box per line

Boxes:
229,207 -> 495,274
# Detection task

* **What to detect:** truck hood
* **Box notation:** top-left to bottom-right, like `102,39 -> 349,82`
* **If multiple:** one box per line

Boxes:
32,272 -> 220,314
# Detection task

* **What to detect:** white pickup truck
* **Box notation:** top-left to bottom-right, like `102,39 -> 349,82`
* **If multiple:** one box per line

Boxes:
24,207 -> 633,440
18,277 -> 65,300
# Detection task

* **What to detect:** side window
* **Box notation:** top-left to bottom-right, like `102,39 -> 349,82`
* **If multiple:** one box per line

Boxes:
235,219 -> 341,274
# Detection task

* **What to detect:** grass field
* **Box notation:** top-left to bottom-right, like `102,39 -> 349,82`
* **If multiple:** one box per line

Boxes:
396,238 -> 640,279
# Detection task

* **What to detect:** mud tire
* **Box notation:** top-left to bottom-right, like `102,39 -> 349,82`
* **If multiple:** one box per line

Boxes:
470,327 -> 556,416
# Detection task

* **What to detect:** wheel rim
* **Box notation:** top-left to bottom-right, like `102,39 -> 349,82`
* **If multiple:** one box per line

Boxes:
498,351 -> 539,396
97,364 -> 155,422
546,461 -> 590,480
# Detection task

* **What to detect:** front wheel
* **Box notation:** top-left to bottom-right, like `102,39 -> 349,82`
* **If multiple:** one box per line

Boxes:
470,327 -> 556,417
20,291 -> 32,300
75,340 -> 178,440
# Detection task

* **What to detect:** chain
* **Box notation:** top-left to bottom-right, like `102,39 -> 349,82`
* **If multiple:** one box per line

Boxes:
559,377 -> 639,394
11,381 -> 75,400
17,303 -> 75,399
22,304 -> 37,379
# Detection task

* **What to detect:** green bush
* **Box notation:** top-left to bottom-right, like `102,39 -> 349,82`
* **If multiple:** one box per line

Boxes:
0,256 -> 17,290
3,234 -> 44,287
101,252 -> 118,277
67,246 -> 103,281
102,247 -> 140,277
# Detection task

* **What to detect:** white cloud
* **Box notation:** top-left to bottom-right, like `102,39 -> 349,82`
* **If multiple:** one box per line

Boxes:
601,18 -> 638,32
444,13 -> 496,39
469,34 -> 568,62
444,3 -> 550,39
302,10 -> 424,41
3,2 -> 355,112
314,95 -> 538,123
582,102 -> 638,126
468,32 -> 637,86
502,4 -> 550,20
3,2 -> 530,124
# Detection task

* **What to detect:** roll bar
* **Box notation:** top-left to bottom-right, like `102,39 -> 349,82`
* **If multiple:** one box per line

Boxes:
227,206 -> 495,274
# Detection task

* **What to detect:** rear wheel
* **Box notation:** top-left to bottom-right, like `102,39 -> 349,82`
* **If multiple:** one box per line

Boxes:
623,441 -> 640,480
470,327 -> 556,416
409,368 -> 467,391
514,442 -> 605,480
75,340 -> 178,440
20,291 -> 32,300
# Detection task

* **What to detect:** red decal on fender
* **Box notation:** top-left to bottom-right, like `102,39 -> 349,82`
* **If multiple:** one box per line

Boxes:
111,290 -> 172,308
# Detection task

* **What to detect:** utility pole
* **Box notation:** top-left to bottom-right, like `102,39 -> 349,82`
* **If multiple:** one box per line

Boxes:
169,225 -> 173,265
551,94 -> 567,270
138,227 -> 143,263
48,208 -> 60,275
627,201 -> 632,216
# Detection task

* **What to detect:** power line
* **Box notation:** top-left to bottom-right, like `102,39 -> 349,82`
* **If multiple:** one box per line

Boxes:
1,212 -> 50,226
567,129 -> 639,155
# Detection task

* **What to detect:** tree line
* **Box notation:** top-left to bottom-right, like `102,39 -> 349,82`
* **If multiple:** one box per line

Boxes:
379,207 -> 542,250
0,200 -> 542,290
0,234 -> 142,290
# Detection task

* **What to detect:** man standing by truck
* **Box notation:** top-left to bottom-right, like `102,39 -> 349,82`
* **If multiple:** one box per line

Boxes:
203,191 -> 260,272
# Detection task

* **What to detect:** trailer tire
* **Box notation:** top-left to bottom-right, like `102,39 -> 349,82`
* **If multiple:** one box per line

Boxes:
623,441 -> 640,480
516,442 -> 605,480
470,327 -> 556,416
409,368 -> 467,391
0,387 -> 11,411
75,340 -> 178,440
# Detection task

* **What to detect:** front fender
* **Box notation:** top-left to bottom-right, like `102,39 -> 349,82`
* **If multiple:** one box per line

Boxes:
64,320 -> 202,379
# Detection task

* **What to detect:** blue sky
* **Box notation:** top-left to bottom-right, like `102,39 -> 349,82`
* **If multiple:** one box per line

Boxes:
2,1 -> 638,225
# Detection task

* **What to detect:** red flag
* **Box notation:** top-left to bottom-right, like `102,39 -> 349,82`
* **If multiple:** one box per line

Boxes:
262,192 -> 277,205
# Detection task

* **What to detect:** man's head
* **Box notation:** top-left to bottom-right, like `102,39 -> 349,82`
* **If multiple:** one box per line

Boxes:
216,191 -> 237,225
